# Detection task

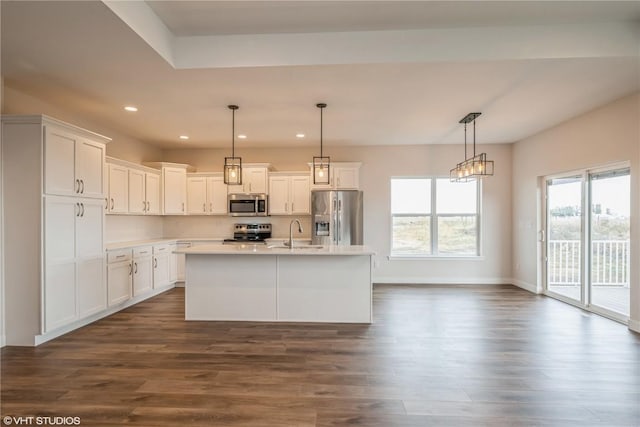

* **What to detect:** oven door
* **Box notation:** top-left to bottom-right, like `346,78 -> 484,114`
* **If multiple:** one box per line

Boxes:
228,197 -> 257,216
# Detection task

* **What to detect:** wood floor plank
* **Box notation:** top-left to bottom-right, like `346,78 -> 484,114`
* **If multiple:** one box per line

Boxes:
2,284 -> 639,426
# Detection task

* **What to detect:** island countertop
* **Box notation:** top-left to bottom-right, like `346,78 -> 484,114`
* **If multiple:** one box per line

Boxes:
174,243 -> 375,256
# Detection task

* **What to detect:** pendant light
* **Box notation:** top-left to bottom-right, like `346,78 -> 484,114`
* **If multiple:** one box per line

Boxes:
224,104 -> 242,185
313,103 -> 330,185
449,112 -> 494,182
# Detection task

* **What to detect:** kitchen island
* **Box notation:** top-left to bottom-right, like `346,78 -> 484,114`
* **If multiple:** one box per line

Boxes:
175,244 -> 374,323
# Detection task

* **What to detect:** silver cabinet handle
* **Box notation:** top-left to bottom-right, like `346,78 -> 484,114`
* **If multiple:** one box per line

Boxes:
75,179 -> 80,194
203,203 -> 206,212
143,200 -> 147,212
129,263 -> 132,275
81,203 -> 85,217
110,198 -> 114,210
139,250 -> 148,255
116,254 -> 126,259
105,198 -> 108,210
182,202 -> 185,212
147,201 -> 150,211
80,179 -> 84,194
154,258 -> 158,268
76,202 -> 81,217
134,262 -> 138,274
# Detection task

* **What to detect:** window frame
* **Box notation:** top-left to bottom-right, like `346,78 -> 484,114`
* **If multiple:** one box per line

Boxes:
390,176 -> 482,258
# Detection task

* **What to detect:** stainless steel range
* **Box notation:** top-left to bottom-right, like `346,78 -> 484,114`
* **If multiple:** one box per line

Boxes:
223,223 -> 272,244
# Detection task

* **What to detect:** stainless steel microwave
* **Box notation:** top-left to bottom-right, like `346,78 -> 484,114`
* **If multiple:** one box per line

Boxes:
228,193 -> 268,216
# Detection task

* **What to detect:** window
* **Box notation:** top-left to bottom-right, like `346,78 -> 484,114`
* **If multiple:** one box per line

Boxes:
391,178 -> 480,256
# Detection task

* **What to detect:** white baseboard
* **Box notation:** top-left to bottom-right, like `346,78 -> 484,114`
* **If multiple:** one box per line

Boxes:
510,278 -> 541,294
373,276 -> 512,285
628,319 -> 640,333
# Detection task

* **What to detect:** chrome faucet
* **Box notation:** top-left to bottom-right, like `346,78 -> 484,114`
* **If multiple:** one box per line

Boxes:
288,219 -> 303,248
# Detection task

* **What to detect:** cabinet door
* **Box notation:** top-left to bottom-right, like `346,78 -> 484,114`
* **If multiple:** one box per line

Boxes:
208,176 -> 227,214
108,164 -> 129,213
335,167 -> 359,189
128,169 -> 146,214
133,256 -> 153,296
268,176 -> 290,215
246,168 -> 267,193
291,176 -> 311,214
44,261 -> 77,332
164,167 -> 186,214
44,125 -> 77,196
107,261 -> 132,306
187,177 -> 207,214
145,173 -> 161,215
76,139 -> 105,199
153,254 -> 171,289
44,196 -> 77,264
169,245 -> 178,283
78,257 -> 106,318
76,198 -> 104,259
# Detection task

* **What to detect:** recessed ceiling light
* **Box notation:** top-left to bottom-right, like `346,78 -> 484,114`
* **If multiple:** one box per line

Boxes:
179,135 -> 189,140
296,133 -> 305,138
237,134 -> 247,139
124,106 -> 138,112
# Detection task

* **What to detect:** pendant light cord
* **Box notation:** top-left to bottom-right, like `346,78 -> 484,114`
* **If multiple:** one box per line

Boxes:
231,107 -> 235,158
320,106 -> 323,157
472,119 -> 476,158
464,122 -> 467,160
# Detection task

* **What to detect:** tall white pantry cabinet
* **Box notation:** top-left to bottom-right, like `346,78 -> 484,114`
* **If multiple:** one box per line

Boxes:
1,115 -> 110,346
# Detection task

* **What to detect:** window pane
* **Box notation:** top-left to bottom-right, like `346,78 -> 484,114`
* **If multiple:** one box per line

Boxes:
437,216 -> 477,255
392,216 -> 431,255
391,178 -> 431,214
436,179 -> 477,214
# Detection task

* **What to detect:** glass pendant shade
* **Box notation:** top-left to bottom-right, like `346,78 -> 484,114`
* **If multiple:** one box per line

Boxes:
223,105 -> 242,185
224,157 -> 242,185
450,112 -> 494,182
313,156 -> 331,185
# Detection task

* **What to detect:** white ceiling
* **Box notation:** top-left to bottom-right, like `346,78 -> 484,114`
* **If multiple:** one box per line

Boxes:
1,1 -> 639,149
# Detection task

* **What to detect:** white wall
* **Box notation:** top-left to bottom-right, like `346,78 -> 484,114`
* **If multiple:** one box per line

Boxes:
163,143 -> 514,284
511,92 -> 640,331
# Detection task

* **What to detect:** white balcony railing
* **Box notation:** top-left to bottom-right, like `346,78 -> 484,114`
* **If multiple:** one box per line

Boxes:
548,240 -> 630,287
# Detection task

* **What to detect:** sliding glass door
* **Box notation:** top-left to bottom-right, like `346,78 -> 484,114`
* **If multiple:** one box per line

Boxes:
544,165 -> 630,321
545,175 -> 584,304
589,169 -> 630,317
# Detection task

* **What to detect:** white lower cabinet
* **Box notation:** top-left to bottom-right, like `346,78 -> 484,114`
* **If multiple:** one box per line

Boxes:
107,250 -> 132,307
153,244 -> 171,289
44,262 -> 77,332
77,257 -> 107,318
133,246 -> 153,296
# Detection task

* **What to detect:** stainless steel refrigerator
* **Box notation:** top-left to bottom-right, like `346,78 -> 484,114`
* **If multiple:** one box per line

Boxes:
311,190 -> 363,246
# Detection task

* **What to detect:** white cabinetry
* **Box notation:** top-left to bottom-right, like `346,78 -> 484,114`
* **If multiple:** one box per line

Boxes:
133,246 -> 153,296
2,115 -> 110,346
310,162 -> 361,190
107,249 -> 132,306
144,162 -> 194,215
227,164 -> 270,194
108,163 -> 128,213
44,124 -> 105,199
108,158 -> 161,215
187,173 -> 227,215
268,173 -> 310,215
153,244 -> 172,289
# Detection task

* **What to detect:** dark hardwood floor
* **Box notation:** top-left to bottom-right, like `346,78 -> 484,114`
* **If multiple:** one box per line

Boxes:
2,284 -> 639,426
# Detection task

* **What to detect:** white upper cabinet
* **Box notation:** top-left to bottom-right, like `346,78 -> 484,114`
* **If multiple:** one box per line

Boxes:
310,162 -> 361,190
187,174 -> 227,215
44,124 -> 104,198
145,172 -> 161,215
128,169 -> 146,214
268,173 -> 310,215
227,164 -> 270,194
163,167 -> 187,214
108,163 -> 129,214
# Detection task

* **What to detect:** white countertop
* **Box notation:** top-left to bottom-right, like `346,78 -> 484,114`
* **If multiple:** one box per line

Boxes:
105,237 -> 225,251
175,243 -> 375,256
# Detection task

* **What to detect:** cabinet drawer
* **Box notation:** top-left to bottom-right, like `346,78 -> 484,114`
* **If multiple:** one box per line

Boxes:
153,244 -> 172,254
107,249 -> 132,263
133,246 -> 153,258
